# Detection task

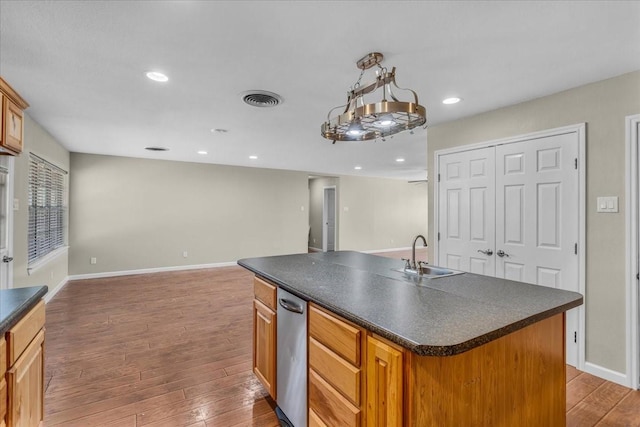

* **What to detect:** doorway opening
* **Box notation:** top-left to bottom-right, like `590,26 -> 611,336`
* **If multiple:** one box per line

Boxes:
307,176 -> 339,253
0,156 -> 14,290
626,114 -> 640,389
323,186 -> 336,252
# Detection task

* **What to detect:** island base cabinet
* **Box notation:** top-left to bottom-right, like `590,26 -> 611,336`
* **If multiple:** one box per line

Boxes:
406,313 -> 566,427
6,330 -> 44,427
253,299 -> 276,400
365,336 -> 403,427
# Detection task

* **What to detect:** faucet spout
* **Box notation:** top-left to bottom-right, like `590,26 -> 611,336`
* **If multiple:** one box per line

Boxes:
411,234 -> 428,270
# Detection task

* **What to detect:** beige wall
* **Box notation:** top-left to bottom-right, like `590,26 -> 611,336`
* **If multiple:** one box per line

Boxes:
68,154 -> 309,275
13,114 -> 70,293
427,70 -> 640,374
308,176 -> 339,250
338,175 -> 428,252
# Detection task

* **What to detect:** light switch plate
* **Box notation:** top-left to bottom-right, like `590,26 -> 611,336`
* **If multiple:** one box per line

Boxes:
596,196 -> 618,213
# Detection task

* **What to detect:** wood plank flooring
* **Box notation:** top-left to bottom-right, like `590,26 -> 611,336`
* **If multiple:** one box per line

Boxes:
44,259 -> 640,426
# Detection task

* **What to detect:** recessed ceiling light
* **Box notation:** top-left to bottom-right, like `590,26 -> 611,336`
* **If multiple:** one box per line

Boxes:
396,158 -> 405,163
354,166 -> 362,170
197,150 -> 208,155
146,71 -> 169,82
249,155 -> 258,160
442,97 -> 461,105
145,146 -> 169,152
211,128 -> 229,133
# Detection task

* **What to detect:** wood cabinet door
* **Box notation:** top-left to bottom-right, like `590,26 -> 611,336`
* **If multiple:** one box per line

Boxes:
6,330 -> 44,427
366,336 -> 403,427
253,299 -> 276,399
2,98 -> 23,154
0,93 -> 3,148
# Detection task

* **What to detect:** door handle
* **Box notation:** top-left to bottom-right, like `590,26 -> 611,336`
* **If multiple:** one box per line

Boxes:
2,256 -> 13,263
279,298 -> 304,314
496,250 -> 510,258
477,249 -> 493,256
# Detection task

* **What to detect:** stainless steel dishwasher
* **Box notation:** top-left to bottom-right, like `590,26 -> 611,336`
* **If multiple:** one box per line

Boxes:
275,287 -> 307,427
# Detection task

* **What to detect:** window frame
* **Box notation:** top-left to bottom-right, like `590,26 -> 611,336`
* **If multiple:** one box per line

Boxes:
28,153 -> 68,267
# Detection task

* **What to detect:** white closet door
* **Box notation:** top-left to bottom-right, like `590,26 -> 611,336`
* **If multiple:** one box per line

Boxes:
495,132 -> 579,365
438,147 -> 496,276
495,133 -> 579,289
437,131 -> 580,366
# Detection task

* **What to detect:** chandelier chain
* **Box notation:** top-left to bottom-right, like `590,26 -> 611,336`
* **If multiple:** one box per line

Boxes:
352,68 -> 365,90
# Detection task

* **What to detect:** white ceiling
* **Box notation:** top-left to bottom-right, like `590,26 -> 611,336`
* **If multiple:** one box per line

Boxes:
1,1 -> 639,181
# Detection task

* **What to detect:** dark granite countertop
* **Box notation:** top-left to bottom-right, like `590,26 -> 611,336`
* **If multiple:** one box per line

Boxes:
238,251 -> 583,356
0,286 -> 48,335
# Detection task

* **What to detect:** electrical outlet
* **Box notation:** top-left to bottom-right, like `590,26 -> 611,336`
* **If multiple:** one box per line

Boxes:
90,257 -> 97,265
183,251 -> 188,258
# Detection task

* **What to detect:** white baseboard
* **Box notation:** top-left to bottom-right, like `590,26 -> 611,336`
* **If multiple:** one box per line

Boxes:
308,247 -> 322,252
67,261 -> 238,281
363,246 -> 414,254
583,361 -> 631,388
44,276 -> 70,303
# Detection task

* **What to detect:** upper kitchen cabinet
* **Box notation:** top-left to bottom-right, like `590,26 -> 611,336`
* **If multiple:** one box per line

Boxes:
0,77 -> 29,156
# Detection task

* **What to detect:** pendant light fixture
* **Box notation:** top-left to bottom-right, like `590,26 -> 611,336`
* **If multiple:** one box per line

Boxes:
321,52 -> 426,143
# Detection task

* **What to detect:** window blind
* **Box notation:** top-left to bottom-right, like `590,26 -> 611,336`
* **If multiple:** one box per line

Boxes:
28,154 -> 67,264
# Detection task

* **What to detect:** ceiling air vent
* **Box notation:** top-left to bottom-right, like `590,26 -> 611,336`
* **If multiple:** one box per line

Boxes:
145,146 -> 169,152
241,90 -> 283,108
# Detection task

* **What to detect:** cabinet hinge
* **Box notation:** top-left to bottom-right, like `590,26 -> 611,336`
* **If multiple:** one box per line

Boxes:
574,243 -> 577,255
574,331 -> 577,343
575,158 -> 578,169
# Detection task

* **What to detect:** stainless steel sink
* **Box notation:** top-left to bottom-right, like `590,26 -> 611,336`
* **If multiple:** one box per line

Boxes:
391,265 -> 465,280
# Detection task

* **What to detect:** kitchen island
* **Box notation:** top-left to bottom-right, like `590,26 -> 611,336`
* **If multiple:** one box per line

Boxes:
239,251 -> 583,426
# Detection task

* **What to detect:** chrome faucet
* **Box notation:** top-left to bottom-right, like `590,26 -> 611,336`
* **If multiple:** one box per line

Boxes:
411,234 -> 427,270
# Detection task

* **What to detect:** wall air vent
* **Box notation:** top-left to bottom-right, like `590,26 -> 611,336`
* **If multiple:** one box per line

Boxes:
241,90 -> 283,108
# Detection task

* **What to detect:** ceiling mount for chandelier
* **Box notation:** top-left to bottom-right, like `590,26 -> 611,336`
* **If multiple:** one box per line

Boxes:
321,52 -> 427,143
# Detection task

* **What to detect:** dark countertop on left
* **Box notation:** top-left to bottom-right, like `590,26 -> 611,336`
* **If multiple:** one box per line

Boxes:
0,286 -> 48,335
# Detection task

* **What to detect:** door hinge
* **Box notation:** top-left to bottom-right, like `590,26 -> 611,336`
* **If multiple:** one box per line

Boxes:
574,331 -> 577,343
438,232 -> 441,241
637,272 -> 639,280
574,243 -> 577,255
438,173 -> 441,182
575,158 -> 578,169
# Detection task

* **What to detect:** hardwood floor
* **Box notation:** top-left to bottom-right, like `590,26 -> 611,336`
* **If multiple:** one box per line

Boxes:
44,261 -> 640,426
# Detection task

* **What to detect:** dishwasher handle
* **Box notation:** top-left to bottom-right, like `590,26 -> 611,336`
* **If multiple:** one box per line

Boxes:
279,298 -> 304,314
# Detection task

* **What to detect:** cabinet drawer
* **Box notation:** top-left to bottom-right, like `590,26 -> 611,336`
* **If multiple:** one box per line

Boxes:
309,408 -> 328,427
309,304 -> 361,366
309,337 -> 361,405
309,368 -> 360,427
6,300 -> 45,366
254,276 -> 276,311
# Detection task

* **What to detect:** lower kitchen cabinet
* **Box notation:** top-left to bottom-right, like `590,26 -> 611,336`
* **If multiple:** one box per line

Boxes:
6,331 -> 44,427
252,277 -> 277,400
366,335 -> 403,427
4,300 -> 46,427
308,304 -> 365,427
